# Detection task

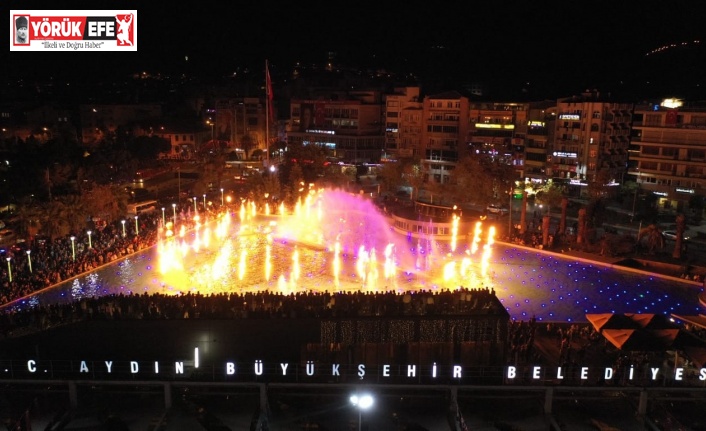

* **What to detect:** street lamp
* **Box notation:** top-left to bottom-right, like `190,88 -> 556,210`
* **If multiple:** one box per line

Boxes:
26,250 -> 32,273
70,236 -> 76,261
162,207 -> 166,226
193,196 -> 197,212
87,230 -> 92,248
134,215 -> 139,235
206,120 -> 214,141
220,188 -> 224,206
350,393 -> 374,431
203,194 -> 207,208
121,219 -> 126,237
6,257 -> 11,282
172,203 -> 177,224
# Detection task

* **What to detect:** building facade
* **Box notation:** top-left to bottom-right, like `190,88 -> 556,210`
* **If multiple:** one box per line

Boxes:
420,91 -> 470,184
287,93 -> 384,164
383,87 -> 422,160
630,99 -> 706,212
468,101 -> 528,181
551,92 -> 632,197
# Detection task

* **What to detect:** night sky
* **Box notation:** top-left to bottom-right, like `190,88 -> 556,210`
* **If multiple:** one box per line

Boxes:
2,0 -> 705,99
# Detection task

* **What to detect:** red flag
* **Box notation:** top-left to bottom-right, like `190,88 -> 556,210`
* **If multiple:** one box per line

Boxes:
266,64 -> 274,122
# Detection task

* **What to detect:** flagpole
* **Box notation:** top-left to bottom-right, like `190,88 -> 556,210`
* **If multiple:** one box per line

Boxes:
265,59 -> 270,169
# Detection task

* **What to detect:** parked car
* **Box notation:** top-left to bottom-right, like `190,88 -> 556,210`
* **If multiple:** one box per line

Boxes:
486,204 -> 509,215
662,230 -> 690,241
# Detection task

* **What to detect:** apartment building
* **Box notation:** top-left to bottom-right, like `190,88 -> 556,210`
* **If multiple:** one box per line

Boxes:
420,91 -> 469,184
521,101 -> 556,182
630,99 -> 706,212
551,92 -> 632,197
383,87 -> 423,160
468,101 -> 528,180
287,93 -> 384,164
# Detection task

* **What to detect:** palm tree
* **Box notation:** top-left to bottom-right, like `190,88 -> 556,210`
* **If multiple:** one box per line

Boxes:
637,224 -> 664,255
673,213 -> 686,259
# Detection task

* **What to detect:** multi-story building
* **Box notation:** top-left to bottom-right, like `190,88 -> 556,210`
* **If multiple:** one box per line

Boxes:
212,97 -> 273,158
383,87 -> 422,160
420,91 -> 469,184
287,92 -> 384,164
551,91 -> 632,197
520,101 -> 556,183
630,98 -> 706,212
468,101 -> 528,180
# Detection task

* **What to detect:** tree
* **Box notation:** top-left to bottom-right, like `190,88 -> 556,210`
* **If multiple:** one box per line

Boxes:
376,162 -> 404,195
447,155 -> 515,205
637,224 -> 664,255
535,180 -> 564,214
82,183 -> 128,223
240,134 -> 256,158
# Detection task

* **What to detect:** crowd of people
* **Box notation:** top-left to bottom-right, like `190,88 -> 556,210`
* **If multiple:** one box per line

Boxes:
0,201 -> 203,305
0,286 -> 504,338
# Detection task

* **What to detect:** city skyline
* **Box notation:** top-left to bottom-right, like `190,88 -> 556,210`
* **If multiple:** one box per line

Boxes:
2,0 -> 705,100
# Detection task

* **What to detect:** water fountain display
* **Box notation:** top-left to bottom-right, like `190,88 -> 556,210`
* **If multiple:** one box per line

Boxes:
156,188 -> 497,295
10,188 -> 705,322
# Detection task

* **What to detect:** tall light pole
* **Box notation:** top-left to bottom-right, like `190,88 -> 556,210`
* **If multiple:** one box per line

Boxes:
350,394 -> 374,431
193,196 -> 197,212
6,257 -> 11,282
162,207 -> 166,226
220,188 -> 224,206
207,120 -> 214,141
121,219 -> 126,237
631,184 -> 639,223
26,250 -> 32,273
172,203 -> 177,224
87,230 -> 92,248
135,215 -> 139,235
203,194 -> 207,208
70,236 -> 76,261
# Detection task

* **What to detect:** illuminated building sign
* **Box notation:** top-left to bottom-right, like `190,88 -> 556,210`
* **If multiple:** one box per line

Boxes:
11,356 -> 706,386
552,151 -> 577,158
528,121 -> 545,127
559,114 -> 580,120
676,188 -> 695,194
654,191 -> 668,197
475,124 -> 515,129
661,98 -> 683,109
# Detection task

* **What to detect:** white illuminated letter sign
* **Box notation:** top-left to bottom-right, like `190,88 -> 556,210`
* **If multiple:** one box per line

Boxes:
80,361 -> 89,373
407,365 -> 416,377
27,360 -> 36,373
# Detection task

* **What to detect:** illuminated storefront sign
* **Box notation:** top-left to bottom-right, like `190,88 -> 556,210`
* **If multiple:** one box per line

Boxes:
475,123 -> 515,130
552,151 -> 577,158
558,114 -> 580,120
676,188 -> 695,194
